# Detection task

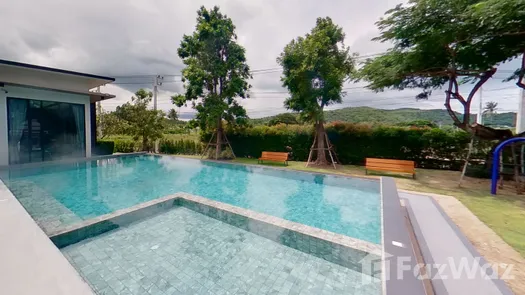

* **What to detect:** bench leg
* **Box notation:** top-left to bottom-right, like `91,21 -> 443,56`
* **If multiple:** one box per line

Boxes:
365,169 -> 368,175
413,173 -> 416,180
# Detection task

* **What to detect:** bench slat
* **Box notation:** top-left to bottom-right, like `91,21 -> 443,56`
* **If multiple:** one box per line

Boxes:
259,151 -> 288,165
366,158 -> 414,166
366,163 -> 414,170
365,157 -> 415,178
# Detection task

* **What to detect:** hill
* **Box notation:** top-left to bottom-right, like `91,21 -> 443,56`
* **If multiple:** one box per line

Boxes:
251,107 -> 516,127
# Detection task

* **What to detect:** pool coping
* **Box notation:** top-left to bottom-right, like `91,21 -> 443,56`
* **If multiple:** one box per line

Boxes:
0,179 -> 94,295
0,152 -> 147,171
381,178 -> 427,295
156,153 -> 381,182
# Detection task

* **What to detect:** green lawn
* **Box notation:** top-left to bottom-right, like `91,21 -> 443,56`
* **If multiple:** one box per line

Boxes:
223,157 -> 524,256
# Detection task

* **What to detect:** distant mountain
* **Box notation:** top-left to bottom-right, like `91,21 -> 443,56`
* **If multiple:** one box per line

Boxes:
250,107 -> 517,127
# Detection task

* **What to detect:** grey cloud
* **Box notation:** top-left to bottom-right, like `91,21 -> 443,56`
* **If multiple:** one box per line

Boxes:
2,0 -> 521,119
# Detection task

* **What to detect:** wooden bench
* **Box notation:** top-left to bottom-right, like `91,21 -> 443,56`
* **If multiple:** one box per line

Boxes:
258,151 -> 289,166
365,158 -> 416,179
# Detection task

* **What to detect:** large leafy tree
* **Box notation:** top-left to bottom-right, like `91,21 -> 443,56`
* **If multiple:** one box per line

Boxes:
167,108 -> 178,121
96,109 -> 127,139
277,17 -> 354,165
358,0 -> 525,140
115,89 -> 165,151
173,6 -> 251,159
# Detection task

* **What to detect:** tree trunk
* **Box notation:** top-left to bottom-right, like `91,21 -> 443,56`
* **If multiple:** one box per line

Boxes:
314,121 -> 328,165
215,117 -> 223,160
459,137 -> 474,187
142,137 -> 148,152
511,143 -> 521,193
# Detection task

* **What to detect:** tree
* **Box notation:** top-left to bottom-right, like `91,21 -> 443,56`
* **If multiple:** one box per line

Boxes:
268,113 -> 299,126
358,0 -> 525,141
277,17 -> 354,165
172,6 -> 251,159
97,109 -> 127,139
167,108 -> 178,121
115,89 -> 165,151
483,101 -> 498,125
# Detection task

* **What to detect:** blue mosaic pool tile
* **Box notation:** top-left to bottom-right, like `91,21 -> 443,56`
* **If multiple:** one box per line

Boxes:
62,207 -> 380,295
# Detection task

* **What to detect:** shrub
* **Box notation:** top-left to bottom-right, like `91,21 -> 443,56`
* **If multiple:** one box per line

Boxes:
94,140 -> 114,155
219,147 -> 235,159
114,140 -> 137,153
200,122 -> 493,170
159,139 -> 203,155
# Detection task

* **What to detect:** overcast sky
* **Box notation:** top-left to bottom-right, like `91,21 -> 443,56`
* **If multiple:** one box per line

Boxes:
1,0 -> 522,119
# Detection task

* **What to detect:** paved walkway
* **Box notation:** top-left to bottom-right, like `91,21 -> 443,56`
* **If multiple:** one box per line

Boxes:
0,180 -> 94,295
400,192 -> 514,295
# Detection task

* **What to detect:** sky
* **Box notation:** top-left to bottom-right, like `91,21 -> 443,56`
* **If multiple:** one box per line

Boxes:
0,0 -> 523,119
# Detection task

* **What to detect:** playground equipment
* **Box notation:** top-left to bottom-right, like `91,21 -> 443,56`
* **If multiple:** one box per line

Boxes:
491,137 -> 525,194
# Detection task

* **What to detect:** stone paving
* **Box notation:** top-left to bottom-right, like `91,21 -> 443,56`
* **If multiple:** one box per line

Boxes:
62,207 -> 381,295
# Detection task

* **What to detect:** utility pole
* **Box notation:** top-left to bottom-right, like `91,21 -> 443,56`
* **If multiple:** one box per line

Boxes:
96,86 -> 102,139
153,75 -> 163,152
518,88 -> 525,133
477,86 -> 483,125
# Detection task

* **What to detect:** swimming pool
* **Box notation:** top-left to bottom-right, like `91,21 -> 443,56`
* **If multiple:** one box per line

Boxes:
1,155 -> 381,244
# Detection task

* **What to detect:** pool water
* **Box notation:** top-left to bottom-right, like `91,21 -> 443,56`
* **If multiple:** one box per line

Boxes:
2,155 -> 381,244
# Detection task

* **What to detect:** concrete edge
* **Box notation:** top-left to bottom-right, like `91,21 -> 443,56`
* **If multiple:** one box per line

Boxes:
381,177 -> 427,295
154,153 -> 381,183
0,179 -> 94,295
402,191 -> 515,295
427,195 -> 514,295
402,197 -> 448,295
0,152 -> 147,170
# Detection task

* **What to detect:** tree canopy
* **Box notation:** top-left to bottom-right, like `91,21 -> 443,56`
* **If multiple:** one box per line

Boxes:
167,108 -> 178,121
277,17 -> 354,165
268,113 -> 299,126
358,0 -> 525,139
277,17 -> 354,123
96,108 -> 127,139
115,89 -> 165,151
172,6 -> 251,159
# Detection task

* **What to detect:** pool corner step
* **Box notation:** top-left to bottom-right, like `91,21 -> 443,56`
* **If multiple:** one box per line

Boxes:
49,194 -> 182,248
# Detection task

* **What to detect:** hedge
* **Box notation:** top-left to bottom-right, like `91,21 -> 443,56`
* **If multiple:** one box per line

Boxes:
159,139 -> 204,155
114,140 -> 138,153
94,140 -> 115,155
203,123 -> 493,170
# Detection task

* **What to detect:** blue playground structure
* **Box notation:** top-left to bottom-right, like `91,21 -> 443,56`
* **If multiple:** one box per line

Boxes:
491,137 -> 525,194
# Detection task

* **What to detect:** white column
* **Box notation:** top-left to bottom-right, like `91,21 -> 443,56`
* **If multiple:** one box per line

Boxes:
477,87 -> 483,124
517,88 -> 525,133
0,91 -> 8,166
84,102 -> 91,158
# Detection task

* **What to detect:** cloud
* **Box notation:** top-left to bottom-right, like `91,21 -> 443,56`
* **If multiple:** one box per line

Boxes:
1,0 -> 522,120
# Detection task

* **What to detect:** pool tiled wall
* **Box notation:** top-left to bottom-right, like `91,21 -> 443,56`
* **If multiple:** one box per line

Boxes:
179,193 -> 381,278
51,192 -> 382,278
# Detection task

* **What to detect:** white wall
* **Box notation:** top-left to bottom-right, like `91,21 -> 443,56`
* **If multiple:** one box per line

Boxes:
0,90 -> 7,166
0,85 -> 91,166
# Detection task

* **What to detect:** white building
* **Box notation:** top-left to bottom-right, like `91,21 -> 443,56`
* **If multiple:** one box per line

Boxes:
0,59 -> 115,166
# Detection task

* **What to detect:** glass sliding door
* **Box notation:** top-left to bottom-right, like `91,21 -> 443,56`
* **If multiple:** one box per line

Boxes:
7,97 -> 85,164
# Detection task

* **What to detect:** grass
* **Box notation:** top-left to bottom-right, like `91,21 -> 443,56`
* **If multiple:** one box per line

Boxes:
226,157 -> 525,256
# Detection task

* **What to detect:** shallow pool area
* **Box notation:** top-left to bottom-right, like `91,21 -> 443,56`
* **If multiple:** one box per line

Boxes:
62,206 -> 381,295
1,155 -> 381,244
